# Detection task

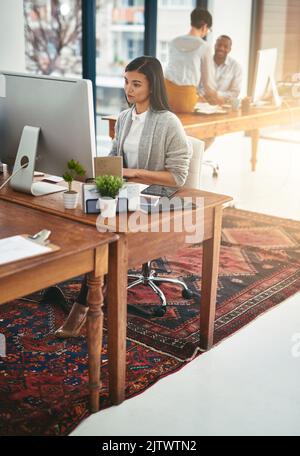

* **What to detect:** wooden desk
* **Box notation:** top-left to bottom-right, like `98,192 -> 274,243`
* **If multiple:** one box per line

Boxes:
0,176 -> 232,404
0,200 -> 117,413
103,102 -> 300,171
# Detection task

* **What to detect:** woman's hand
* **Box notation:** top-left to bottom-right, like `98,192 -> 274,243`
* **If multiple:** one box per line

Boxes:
123,168 -> 177,186
122,168 -> 139,180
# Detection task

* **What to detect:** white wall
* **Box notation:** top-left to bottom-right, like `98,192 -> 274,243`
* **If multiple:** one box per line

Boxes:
0,0 -> 25,72
208,0 -> 253,96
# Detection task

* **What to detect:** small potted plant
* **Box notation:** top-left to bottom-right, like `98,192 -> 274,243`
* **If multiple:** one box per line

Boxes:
62,159 -> 86,209
95,175 -> 124,217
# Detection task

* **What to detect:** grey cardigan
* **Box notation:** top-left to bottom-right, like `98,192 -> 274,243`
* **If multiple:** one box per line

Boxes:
109,107 -> 191,186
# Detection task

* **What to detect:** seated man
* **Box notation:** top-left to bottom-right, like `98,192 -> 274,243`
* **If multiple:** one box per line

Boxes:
203,35 -> 242,105
164,8 -> 222,112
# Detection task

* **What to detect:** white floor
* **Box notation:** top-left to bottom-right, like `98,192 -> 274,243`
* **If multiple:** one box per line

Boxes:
72,132 -> 300,436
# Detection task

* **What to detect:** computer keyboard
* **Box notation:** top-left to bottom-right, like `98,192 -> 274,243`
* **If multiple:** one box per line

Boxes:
141,185 -> 178,198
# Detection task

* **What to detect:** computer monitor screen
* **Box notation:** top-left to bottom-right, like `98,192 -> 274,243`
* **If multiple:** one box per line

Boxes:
252,48 -> 280,106
0,72 -> 96,194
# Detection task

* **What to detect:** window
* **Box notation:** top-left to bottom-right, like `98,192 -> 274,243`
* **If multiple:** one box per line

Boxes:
23,0 -> 82,77
157,40 -> 168,65
96,0 -> 145,116
157,0 -> 196,69
158,0 -> 194,9
127,37 -> 144,60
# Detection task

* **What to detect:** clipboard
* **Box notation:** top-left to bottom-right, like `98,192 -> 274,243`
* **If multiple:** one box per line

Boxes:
0,234 -> 60,266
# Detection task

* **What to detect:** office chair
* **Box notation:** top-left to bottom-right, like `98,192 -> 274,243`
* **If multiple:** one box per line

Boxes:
202,138 -> 219,177
127,136 -> 204,316
203,160 -> 219,177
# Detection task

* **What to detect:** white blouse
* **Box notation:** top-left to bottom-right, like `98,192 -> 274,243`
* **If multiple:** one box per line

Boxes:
123,108 -> 148,169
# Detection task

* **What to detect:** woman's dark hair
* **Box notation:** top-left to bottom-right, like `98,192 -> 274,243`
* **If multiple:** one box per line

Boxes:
191,8 -> 212,29
125,56 -> 170,112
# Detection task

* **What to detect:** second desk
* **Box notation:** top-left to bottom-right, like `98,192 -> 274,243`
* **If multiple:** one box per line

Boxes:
0,175 -> 232,405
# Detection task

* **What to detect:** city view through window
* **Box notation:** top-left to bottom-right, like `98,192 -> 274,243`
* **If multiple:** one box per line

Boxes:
24,1 -> 195,111
23,0 -> 195,145
96,0 -> 194,115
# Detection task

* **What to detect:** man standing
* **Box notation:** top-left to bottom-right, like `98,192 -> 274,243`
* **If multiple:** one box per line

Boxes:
164,8 -> 221,113
204,35 -> 243,104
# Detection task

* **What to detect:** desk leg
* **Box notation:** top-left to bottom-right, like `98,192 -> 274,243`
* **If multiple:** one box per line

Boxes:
107,236 -> 128,405
200,206 -> 223,350
109,120 -> 115,140
251,129 -> 260,172
87,273 -> 104,413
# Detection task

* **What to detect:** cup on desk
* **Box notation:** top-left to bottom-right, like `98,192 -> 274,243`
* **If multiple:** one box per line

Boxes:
230,98 -> 241,112
241,97 -> 251,115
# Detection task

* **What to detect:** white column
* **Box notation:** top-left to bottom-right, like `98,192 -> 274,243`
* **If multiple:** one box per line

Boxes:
0,0 -> 25,72
208,0 -> 253,97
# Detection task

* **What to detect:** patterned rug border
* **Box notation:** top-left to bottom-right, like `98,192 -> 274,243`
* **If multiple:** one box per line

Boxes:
225,207 -> 300,228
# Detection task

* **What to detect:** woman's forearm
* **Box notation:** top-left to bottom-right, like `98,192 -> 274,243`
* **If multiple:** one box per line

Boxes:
124,168 -> 177,186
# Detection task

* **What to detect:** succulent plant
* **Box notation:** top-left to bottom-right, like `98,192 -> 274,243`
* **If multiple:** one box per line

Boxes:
95,175 -> 124,199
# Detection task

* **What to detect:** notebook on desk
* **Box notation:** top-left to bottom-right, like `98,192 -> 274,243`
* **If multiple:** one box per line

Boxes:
139,197 -> 197,214
94,156 -> 123,177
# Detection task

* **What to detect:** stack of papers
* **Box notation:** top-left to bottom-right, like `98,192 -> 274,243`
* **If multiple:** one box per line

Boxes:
194,102 -> 227,115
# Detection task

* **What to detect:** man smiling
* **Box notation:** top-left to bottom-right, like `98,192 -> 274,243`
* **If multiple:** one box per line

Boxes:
205,35 -> 242,104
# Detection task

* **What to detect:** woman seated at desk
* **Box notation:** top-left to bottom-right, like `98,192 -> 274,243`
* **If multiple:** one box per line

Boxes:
55,55 -> 191,338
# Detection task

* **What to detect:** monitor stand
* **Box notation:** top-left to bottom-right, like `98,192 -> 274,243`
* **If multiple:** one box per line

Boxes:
10,126 -> 66,196
253,76 -> 282,108
269,76 -> 282,108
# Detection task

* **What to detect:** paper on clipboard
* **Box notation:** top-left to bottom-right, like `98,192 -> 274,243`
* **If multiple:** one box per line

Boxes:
0,235 -> 59,266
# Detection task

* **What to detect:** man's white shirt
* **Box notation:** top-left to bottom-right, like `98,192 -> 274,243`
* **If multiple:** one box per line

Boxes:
214,55 -> 242,100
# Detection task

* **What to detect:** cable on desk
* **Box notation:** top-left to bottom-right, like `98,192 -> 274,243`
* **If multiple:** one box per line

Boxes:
0,163 -> 28,191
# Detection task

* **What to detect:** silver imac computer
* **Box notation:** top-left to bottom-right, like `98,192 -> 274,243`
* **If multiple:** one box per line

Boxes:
0,72 -> 96,196
252,48 -> 282,108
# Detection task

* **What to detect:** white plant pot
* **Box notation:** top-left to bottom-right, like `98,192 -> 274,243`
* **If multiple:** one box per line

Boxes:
63,191 -> 79,209
99,196 -> 117,218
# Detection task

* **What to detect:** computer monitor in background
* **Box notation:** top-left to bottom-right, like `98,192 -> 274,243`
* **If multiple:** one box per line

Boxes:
252,48 -> 282,107
0,72 -> 96,196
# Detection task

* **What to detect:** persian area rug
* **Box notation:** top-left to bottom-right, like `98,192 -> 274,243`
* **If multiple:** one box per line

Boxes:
0,208 -> 300,436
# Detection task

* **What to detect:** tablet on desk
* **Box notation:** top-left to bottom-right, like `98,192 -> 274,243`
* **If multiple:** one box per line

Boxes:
141,184 -> 178,198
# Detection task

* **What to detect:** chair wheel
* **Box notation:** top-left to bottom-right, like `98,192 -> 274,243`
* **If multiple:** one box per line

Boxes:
182,289 -> 195,299
212,170 -> 219,178
153,307 -> 167,317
